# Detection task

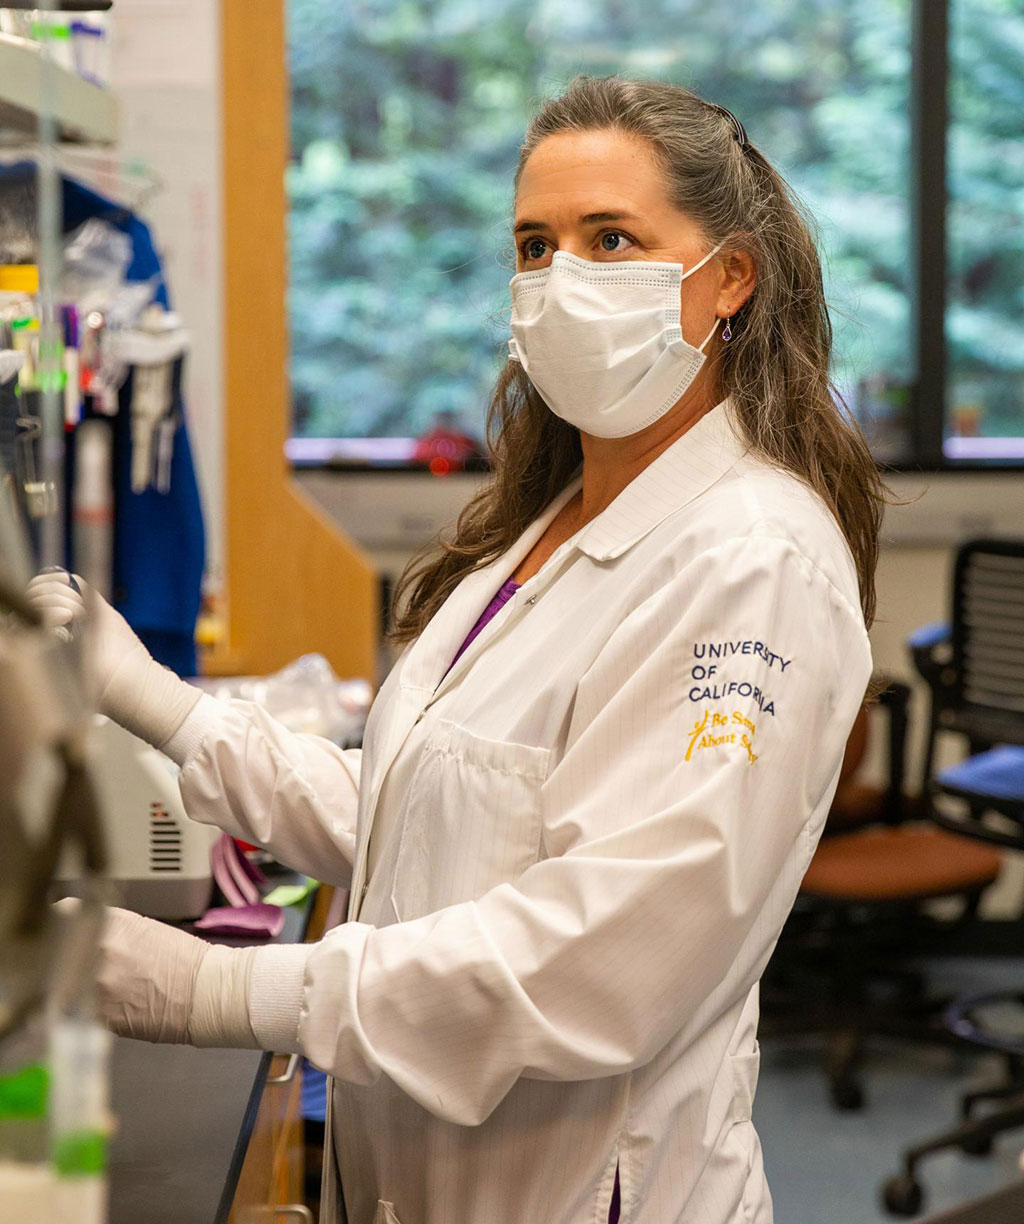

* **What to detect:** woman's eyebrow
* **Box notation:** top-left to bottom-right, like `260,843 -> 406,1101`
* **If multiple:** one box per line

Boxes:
578,211 -> 642,226
513,210 -> 643,235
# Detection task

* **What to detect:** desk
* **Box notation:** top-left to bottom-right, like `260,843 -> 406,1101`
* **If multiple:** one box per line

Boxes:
107,897 -> 310,1224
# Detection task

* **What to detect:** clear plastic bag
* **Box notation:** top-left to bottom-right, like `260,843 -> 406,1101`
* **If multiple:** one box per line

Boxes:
199,654 -> 372,747
58,219 -> 133,315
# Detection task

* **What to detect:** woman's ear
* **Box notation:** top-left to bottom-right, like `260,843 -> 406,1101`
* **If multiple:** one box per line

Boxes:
717,247 -> 757,317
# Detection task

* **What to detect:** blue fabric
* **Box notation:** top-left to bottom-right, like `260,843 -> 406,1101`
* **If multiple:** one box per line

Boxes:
908,621 -> 951,649
300,1060 -> 328,1124
0,168 -> 203,672
135,627 -> 199,680
938,745 -> 1024,805
60,176 -> 205,676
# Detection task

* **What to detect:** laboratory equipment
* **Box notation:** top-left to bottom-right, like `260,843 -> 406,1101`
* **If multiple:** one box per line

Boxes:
56,717 -> 217,921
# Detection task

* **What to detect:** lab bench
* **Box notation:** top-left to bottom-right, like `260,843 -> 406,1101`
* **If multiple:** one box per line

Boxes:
107,889 -> 323,1224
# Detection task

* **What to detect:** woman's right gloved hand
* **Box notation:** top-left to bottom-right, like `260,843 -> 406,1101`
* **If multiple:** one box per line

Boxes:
26,571 -> 201,750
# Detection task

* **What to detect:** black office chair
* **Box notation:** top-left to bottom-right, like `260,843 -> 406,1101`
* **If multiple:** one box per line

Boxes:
881,763 -> 1024,1216
910,538 -> 1024,775
880,538 -> 1024,1217
761,682 -> 1002,1112
913,1178 -> 1024,1224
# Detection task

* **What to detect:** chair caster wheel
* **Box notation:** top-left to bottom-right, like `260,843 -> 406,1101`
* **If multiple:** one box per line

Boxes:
960,1132 -> 993,1156
831,1078 -> 865,1111
882,1173 -> 924,1217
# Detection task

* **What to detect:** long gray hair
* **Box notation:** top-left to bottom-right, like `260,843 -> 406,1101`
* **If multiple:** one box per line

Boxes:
392,75 -> 886,641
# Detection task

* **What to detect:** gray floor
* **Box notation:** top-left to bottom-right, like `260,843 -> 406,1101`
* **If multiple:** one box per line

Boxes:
754,958 -> 1024,1223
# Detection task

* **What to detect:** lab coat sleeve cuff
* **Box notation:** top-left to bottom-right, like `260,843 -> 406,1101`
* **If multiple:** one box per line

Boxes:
160,691 -> 224,769
248,942 -> 310,1055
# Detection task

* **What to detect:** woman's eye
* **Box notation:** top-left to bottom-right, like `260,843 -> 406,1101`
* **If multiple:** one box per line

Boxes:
522,237 -> 549,262
599,231 -> 634,253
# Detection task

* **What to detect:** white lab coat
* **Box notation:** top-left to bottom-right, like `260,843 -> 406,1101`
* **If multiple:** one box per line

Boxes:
179,400 -> 871,1224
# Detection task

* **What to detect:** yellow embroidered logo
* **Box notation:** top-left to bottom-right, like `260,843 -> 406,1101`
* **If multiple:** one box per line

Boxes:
685,709 -> 759,765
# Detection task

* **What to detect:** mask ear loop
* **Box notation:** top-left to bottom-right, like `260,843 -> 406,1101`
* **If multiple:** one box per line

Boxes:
697,316 -> 725,353
681,243 -> 729,353
680,240 -> 724,281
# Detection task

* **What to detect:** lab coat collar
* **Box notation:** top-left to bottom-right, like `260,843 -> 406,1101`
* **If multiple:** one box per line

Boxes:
397,477 -> 583,698
575,398 -> 749,563
401,400 -> 745,699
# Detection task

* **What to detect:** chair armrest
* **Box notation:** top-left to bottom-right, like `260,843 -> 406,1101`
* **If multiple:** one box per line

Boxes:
908,621 -> 952,691
875,678 -> 911,825
907,621 -> 950,650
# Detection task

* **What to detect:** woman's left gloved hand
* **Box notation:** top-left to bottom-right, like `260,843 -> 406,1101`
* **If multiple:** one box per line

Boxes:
91,905 -> 260,1048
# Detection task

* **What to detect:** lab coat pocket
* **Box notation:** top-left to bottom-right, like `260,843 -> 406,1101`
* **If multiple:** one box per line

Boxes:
730,1045 -> 761,1124
391,719 -> 550,922
374,1201 -> 402,1224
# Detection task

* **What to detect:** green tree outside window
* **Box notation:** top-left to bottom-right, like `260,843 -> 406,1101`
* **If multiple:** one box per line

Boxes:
293,0 -> 1024,460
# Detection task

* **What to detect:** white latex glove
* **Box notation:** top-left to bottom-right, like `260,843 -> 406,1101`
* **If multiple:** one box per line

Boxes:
91,905 -> 259,1048
26,571 -> 201,750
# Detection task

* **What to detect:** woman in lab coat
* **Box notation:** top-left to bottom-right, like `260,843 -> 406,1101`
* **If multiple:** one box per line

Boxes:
33,77 -> 884,1224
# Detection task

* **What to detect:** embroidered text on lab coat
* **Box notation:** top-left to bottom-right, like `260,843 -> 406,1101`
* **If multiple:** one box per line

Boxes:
686,680 -> 776,715
685,709 -> 760,765
693,639 -> 792,671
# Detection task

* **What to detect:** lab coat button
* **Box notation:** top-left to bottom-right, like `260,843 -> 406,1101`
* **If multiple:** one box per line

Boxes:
525,594 -> 537,606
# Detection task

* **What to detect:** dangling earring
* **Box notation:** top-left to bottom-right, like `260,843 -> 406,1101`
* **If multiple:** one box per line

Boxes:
722,316 -> 733,342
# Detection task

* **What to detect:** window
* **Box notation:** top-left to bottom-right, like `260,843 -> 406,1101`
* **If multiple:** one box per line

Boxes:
946,0 -> 1024,460
286,0 -> 1021,469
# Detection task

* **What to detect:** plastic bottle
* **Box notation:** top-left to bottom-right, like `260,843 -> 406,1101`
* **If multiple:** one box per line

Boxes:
71,419 -> 113,599
50,1011 -> 111,1224
0,1007 -> 56,1224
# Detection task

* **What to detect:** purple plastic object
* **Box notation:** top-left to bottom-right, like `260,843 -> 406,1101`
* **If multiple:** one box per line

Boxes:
192,904 -> 285,939
211,833 -> 263,907
201,835 -> 281,937
233,844 -> 267,888
210,837 -> 245,907
224,841 -> 261,905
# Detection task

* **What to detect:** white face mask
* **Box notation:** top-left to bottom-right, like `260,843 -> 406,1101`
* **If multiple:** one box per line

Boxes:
508,244 -> 723,439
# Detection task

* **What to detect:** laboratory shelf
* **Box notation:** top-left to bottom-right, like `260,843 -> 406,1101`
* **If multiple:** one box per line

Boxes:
0,34 -> 117,144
